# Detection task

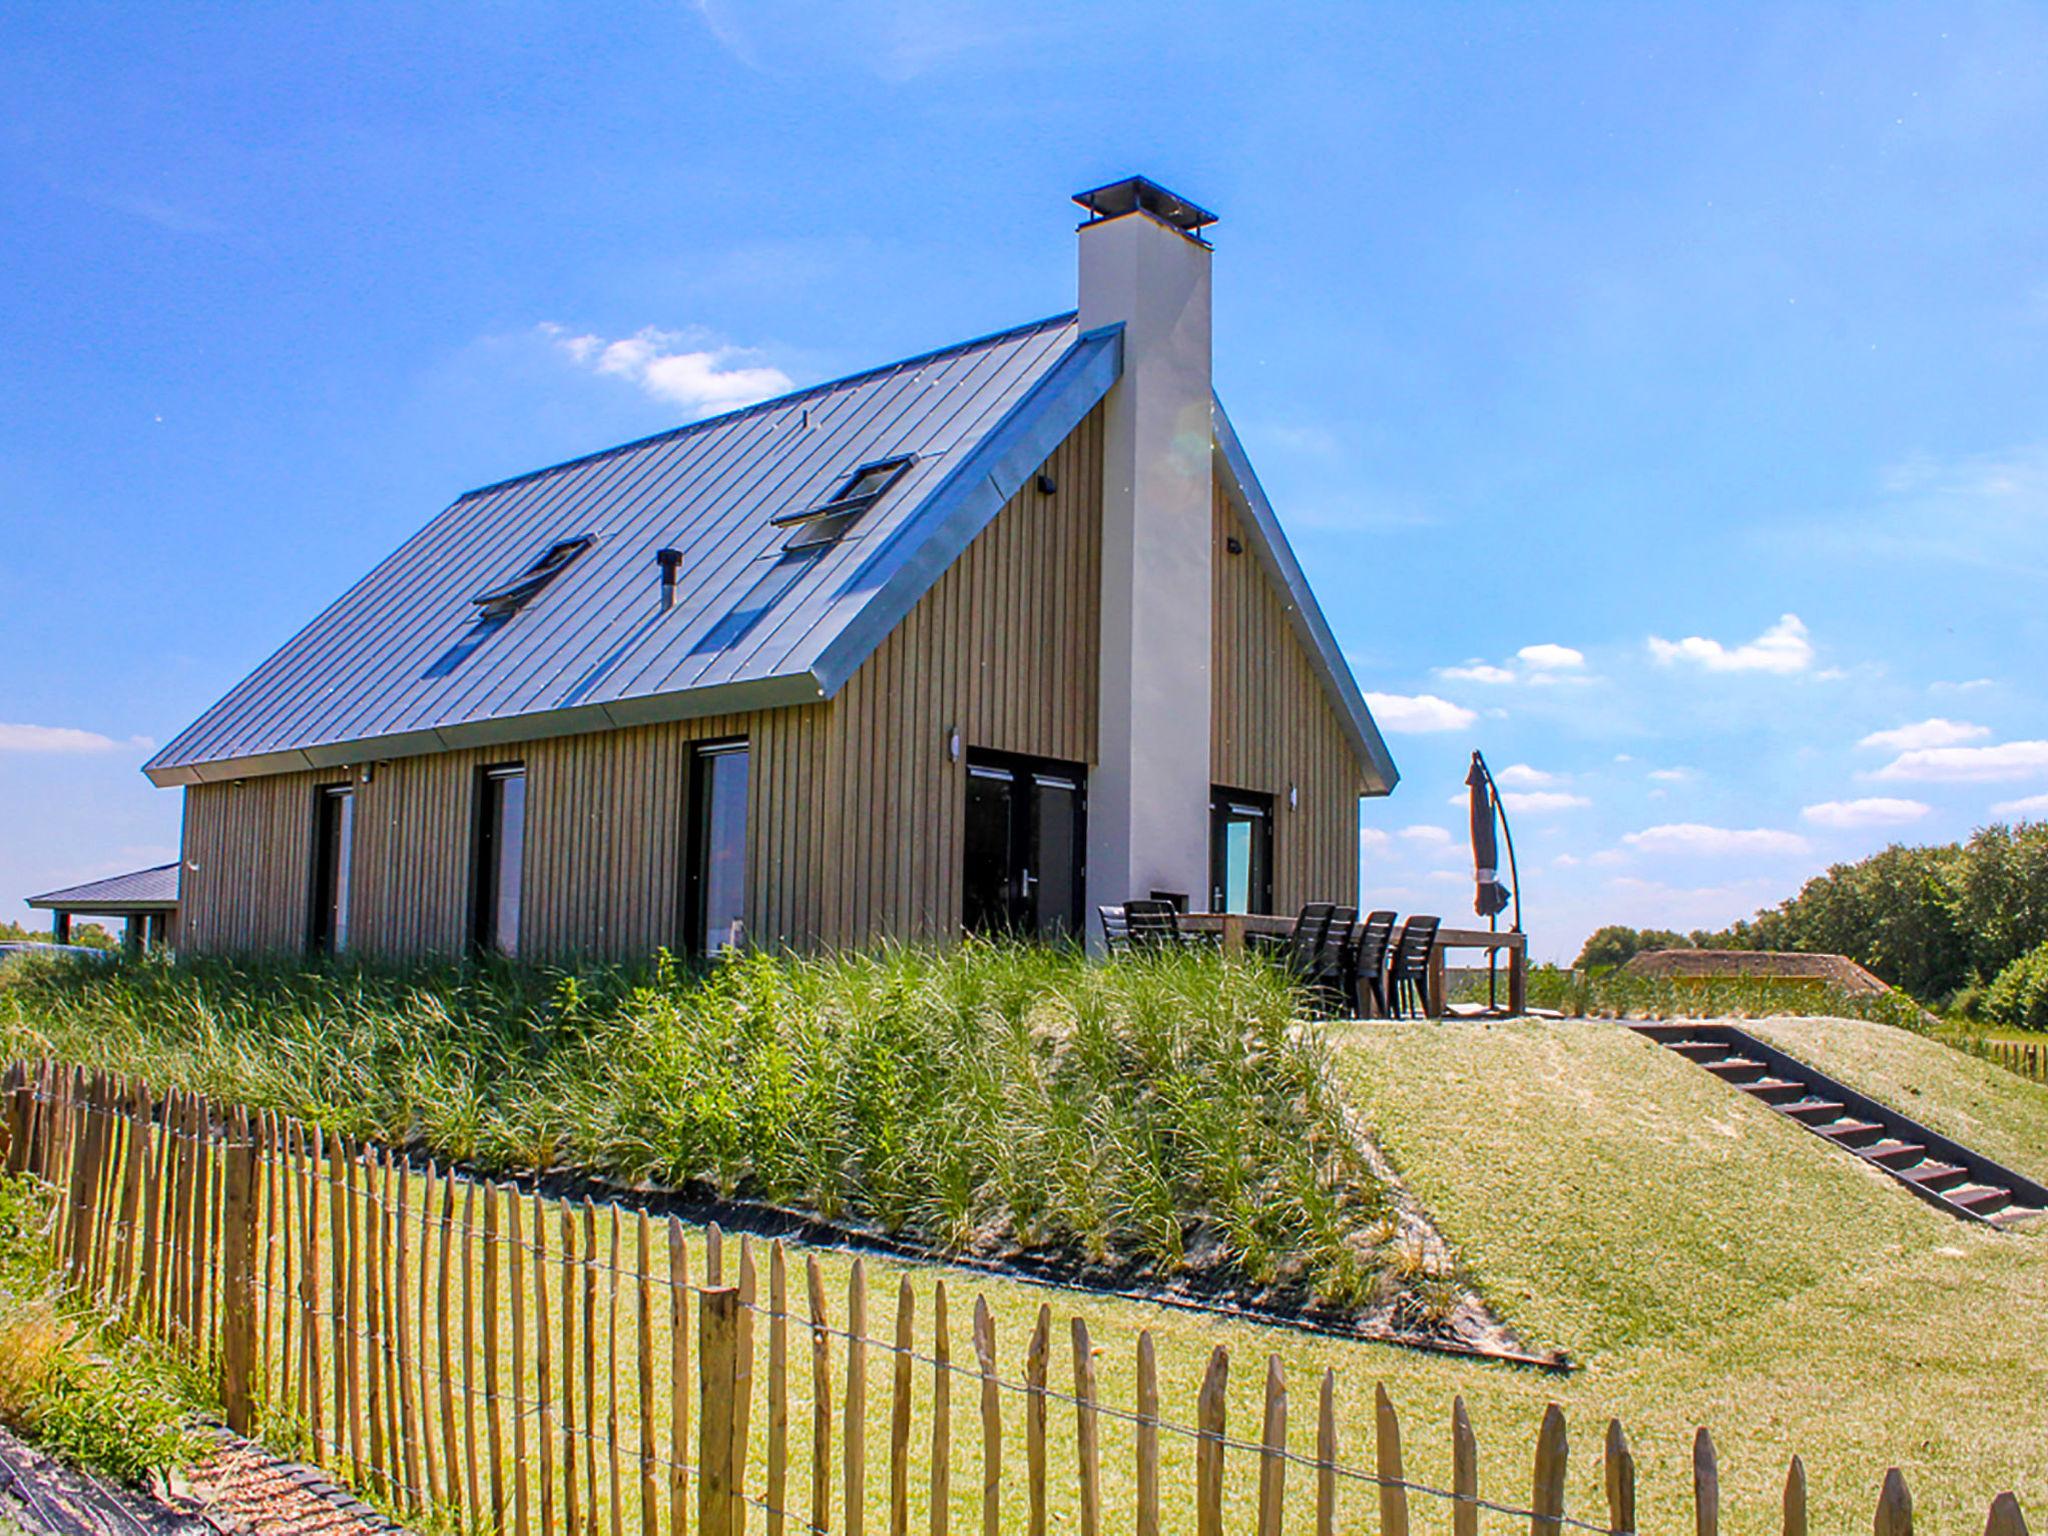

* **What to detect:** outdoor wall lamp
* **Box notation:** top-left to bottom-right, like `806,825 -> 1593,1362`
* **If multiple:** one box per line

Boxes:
948,727 -> 962,761
1288,782 -> 1299,810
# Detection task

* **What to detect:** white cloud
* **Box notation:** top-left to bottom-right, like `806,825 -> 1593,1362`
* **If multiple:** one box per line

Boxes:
1801,798 -> 1931,829
1400,825 -> 1453,846
1991,793 -> 2048,817
1620,823 -> 1812,857
1870,740 -> 2048,783
1438,662 -> 1516,685
1647,767 -> 1696,783
1358,828 -> 1391,850
1647,614 -> 1812,675
0,724 -> 153,754
1364,692 -> 1476,733
1856,718 -> 1991,752
1516,643 -> 1585,672
1495,763 -> 1561,788
1504,790 -> 1592,814
1438,643 -> 1589,687
540,322 -> 793,417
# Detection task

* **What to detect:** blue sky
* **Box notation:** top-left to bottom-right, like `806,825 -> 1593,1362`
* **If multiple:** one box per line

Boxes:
4,2 -> 2046,961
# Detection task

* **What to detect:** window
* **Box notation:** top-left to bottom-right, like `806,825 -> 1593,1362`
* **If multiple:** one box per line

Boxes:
1209,789 -> 1274,915
470,536 -> 593,616
309,785 -> 354,954
770,455 -> 914,552
472,765 -> 527,955
684,742 -> 749,958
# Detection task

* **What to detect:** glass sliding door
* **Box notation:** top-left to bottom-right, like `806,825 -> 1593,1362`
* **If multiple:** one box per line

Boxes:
686,741 -> 750,957
1209,789 -> 1274,914
309,784 -> 354,954
473,764 -> 527,956
961,750 -> 1087,941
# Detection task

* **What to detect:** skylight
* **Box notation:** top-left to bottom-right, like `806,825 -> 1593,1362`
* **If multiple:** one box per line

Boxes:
770,455 -> 915,553
470,536 -> 594,616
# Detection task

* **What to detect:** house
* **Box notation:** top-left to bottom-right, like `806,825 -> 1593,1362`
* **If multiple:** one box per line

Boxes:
26,863 -> 181,951
144,178 -> 1397,961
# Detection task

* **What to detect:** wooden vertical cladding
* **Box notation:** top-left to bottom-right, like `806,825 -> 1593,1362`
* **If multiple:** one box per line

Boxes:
1210,471 -> 1370,913
178,406 -> 1106,960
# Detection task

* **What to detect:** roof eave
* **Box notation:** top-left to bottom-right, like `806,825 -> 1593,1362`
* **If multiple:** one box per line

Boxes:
143,672 -> 825,787
1211,397 -> 1399,796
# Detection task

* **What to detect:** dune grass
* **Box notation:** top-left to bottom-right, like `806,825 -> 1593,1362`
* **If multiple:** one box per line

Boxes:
0,944 -> 1392,1305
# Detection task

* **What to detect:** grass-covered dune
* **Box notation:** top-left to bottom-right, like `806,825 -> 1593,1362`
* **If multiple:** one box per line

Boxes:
1329,1018 -> 2048,1533
0,945 -> 1397,1307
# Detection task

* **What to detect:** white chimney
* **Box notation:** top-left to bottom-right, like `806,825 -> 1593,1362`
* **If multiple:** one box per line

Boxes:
1075,177 -> 1216,924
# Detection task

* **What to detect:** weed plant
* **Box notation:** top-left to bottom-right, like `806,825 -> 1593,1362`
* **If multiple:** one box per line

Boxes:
0,943 -> 1391,1305
0,1175 -> 205,1483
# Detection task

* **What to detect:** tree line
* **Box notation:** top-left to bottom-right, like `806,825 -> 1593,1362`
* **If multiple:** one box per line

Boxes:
1572,820 -> 2048,1027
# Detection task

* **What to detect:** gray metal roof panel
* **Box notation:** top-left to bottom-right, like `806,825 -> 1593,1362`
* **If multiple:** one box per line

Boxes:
146,315 -> 1085,783
28,863 -> 181,910
1211,398 -> 1399,796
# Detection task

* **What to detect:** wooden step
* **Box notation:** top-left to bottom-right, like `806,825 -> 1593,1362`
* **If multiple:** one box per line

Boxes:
1992,1205 -> 2043,1229
1815,1118 -> 1884,1146
1706,1057 -> 1768,1080
1902,1162 -> 1968,1193
1783,1099 -> 1847,1123
1949,1185 -> 2012,1216
1668,1040 -> 1729,1059
1740,1077 -> 1806,1103
1861,1140 -> 1928,1168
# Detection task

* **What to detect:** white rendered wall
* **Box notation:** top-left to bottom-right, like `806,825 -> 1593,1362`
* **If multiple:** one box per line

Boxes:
1078,210 -> 1214,929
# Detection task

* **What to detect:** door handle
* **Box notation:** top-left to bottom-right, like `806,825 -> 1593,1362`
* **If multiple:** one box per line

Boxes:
1020,868 -> 1038,896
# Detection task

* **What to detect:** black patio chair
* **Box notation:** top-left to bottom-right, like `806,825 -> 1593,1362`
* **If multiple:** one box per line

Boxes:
1386,914 -> 1442,1019
1275,903 -> 1338,974
1349,910 -> 1398,1017
1097,905 -> 1131,956
1303,904 -> 1357,1017
1122,898 -> 1185,952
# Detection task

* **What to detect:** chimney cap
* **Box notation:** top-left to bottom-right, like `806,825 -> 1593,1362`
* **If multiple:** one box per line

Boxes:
1072,176 -> 1216,235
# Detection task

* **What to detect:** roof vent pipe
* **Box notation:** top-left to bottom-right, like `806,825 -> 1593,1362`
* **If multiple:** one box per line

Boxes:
656,548 -> 683,611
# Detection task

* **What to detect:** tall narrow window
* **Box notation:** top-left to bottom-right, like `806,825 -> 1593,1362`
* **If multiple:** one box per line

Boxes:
473,765 -> 527,956
685,742 -> 749,957
309,785 -> 354,954
1209,789 -> 1274,914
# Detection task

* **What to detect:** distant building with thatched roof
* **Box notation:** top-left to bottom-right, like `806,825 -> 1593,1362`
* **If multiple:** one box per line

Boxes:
1619,949 -> 1891,996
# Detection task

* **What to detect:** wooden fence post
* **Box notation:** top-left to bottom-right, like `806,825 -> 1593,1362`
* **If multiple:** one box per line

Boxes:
1694,1429 -> 1720,1536
1531,1405 -> 1568,1536
1984,1492 -> 2027,1536
698,1285 -> 743,1536
1195,1347 -> 1227,1536
972,1296 -> 998,1536
1454,1397 -> 1480,1536
769,1239 -> 790,1536
1136,1333 -> 1160,1536
847,1259 -> 869,1536
891,1278 -> 915,1536
1784,1457 -> 1808,1536
1073,1320 -> 1102,1536
1376,1384 -> 1409,1536
1876,1469 -> 1914,1536
1257,1357 -> 1286,1536
1025,1304 -> 1049,1536
671,1219 -> 693,1536
930,1279 -> 949,1536
1605,1420 -> 1635,1536
810,1256 -> 834,1536
220,1107 -> 259,1435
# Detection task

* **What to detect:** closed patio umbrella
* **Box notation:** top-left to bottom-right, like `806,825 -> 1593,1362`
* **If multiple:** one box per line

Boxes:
1467,752 -> 1512,921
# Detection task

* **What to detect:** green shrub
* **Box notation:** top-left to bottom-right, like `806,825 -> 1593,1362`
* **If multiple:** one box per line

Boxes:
1984,941 -> 2048,1032
0,944 -> 1395,1305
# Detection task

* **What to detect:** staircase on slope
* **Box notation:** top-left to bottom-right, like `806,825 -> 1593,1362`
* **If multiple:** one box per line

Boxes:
1632,1021 -> 2048,1229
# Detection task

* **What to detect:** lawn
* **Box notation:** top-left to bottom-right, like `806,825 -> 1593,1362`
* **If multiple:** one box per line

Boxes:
1324,1017 -> 2048,1536
1743,1014 -> 2048,1183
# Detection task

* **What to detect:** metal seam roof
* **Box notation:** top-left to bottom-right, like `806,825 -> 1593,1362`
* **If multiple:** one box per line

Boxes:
27,863 -> 181,909
145,315 -> 1093,784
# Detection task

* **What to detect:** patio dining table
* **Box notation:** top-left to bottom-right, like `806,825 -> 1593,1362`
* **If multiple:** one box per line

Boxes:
1178,911 -> 1528,1017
